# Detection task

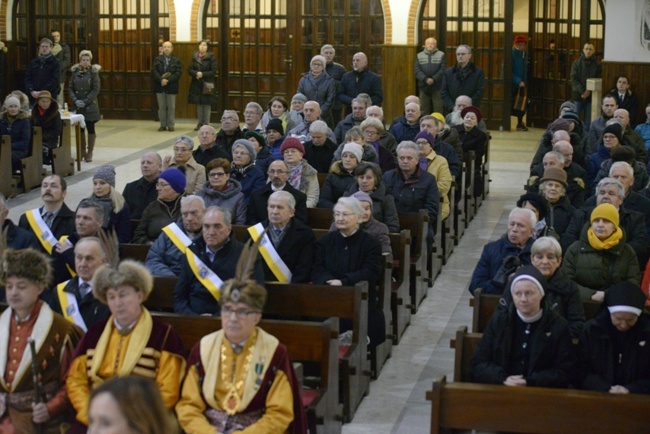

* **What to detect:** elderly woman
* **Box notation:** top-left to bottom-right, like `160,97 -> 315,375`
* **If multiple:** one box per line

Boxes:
312,197 -> 385,347
538,167 -> 575,238
360,117 -> 396,173
516,192 -> 550,239
563,203 -> 640,301
502,237 -> 585,338
244,130 -> 272,175
331,127 -> 376,164
345,161 -> 399,232
0,95 -> 31,169
163,135 -> 206,195
471,266 -> 577,388
69,49 -> 101,162
281,137 -> 319,208
304,120 -> 338,173
188,39 -> 217,130
67,260 -> 186,431
261,95 -> 300,133
415,130 -> 452,221
298,55 -> 336,125
0,248 -> 82,433
319,142 -> 362,208
31,90 -> 62,165
229,139 -> 266,201
88,165 -> 132,243
132,167 -> 187,244
455,105 -> 488,197
579,282 -> 650,394
197,158 -> 246,224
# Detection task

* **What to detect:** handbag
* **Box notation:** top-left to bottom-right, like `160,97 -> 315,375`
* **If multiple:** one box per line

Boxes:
202,81 -> 215,95
512,86 -> 527,116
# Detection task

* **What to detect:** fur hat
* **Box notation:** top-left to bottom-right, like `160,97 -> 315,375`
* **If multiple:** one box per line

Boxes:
280,137 -> 305,155
341,142 -> 363,163
510,265 -> 547,297
460,106 -> 482,123
220,279 -> 267,311
232,139 -> 257,161
0,248 -> 52,286
540,167 -> 568,188
590,203 -> 619,227
92,260 -> 153,305
94,165 -> 116,188
606,281 -> 647,317
159,167 -> 187,194
266,118 -> 284,135
603,123 -> 623,143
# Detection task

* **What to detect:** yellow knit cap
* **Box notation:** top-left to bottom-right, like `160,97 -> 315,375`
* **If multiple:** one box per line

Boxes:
590,203 -> 619,227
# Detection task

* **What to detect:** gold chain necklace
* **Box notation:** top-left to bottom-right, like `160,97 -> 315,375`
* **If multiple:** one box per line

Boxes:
220,333 -> 256,415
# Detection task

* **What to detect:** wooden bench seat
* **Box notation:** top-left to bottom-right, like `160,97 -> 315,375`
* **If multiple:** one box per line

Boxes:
397,210 -> 429,312
51,119 -> 74,177
19,126 -> 44,192
389,230 -> 411,344
0,135 -> 19,198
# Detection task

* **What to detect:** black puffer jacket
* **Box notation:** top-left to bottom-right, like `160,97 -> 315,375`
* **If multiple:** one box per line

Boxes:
31,99 -> 62,148
318,161 -> 356,208
345,182 -> 400,233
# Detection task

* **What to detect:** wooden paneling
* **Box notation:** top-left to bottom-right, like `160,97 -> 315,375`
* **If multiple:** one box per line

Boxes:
382,45 -> 417,124
602,61 -> 650,127
170,42 -> 199,120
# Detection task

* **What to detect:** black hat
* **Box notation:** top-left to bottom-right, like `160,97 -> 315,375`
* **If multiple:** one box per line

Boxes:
605,281 -> 647,316
266,118 -> 284,135
603,123 -> 623,142
517,192 -> 548,221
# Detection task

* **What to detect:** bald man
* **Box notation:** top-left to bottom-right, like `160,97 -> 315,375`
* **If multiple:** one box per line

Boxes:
337,52 -> 383,115
415,37 -> 446,114
123,151 -> 163,219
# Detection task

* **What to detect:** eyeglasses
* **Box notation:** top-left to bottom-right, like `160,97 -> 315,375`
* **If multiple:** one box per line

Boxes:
209,172 -> 227,178
173,147 -> 190,153
156,182 -> 170,188
363,130 -> 378,136
268,169 -> 288,175
221,117 -> 237,122
233,150 -> 250,157
221,306 -> 259,319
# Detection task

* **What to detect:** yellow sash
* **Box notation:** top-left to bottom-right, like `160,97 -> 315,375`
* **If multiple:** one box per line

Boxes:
247,223 -> 291,283
162,222 -> 192,253
25,209 -> 59,254
186,249 -> 223,302
56,280 -> 88,332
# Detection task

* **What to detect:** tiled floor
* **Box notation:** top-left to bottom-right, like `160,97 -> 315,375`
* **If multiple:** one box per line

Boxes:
5,120 -> 542,433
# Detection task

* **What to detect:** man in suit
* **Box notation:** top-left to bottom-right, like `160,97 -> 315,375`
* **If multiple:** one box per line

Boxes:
247,160 -> 307,224
247,191 -> 315,283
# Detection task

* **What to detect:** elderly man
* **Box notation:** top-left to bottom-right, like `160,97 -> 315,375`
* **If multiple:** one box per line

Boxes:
562,177 -> 648,267
586,95 -> 618,157
531,128 -> 574,170
246,191 -> 315,283
441,45 -> 485,113
382,141 -> 440,248
445,95 -> 489,133
163,135 -> 207,195
152,41 -> 182,132
0,193 -> 38,251
613,108 -> 647,163
554,140 -> 587,206
25,37 -> 60,105
366,105 -> 398,158
415,37 -> 446,114
321,44 -> 346,126
176,262 -> 306,433
334,97 -> 367,144
304,120 -> 338,173
49,237 -> 111,331
469,207 -> 536,295
337,52 -> 383,115
243,102 -> 264,133
146,195 -> 205,277
287,100 -> 336,143
247,160 -> 308,224
19,175 -> 76,253
51,29 -> 71,106
173,206 -> 264,315
193,125 -> 230,166
391,102 -> 422,142
216,110 -> 245,155
123,151 -> 163,219
419,115 -> 461,178
389,95 -> 421,129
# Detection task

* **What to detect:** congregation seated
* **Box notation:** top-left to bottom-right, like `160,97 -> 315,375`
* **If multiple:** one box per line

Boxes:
516,192 -> 551,240
242,101 -> 264,133
330,191 -> 391,254
562,203 -> 640,301
280,137 -> 320,208
176,264 -> 307,433
445,95 -> 488,133
586,95 -> 618,159
31,90 -> 61,164
536,167 -> 575,239
318,142 -> 362,208
579,281 -> 650,395
360,117 -> 397,173
286,100 -> 336,143
331,126 -> 377,167
197,158 -> 246,225
261,95 -> 301,133
312,196 -> 386,347
265,117 -> 286,160
530,126 -> 577,171
163,135 -> 206,195
554,141 -> 587,206
501,237 -> 585,338
87,165 -> 132,243
215,109 -> 245,155
245,130 -> 272,175
455,105 -> 488,197
122,152 -> 162,219
48,236 -> 111,330
390,102 -> 421,143
415,130 -> 452,221
174,206 -> 264,315
132,167 -> 186,244
247,160 -> 307,225
469,207 -> 535,295
66,260 -> 186,431
245,190 -> 315,283
613,108 -> 647,163
471,266 -> 577,388
421,114 -> 462,179
229,138 -> 266,201
0,95 -> 31,170
303,119 -> 338,173
558,110 -> 588,158
192,125 -> 230,166
334,97 -> 366,144
365,105 -> 398,160
587,122 -> 626,188
146,195 -> 205,277
345,161 -> 400,232
592,146 -> 649,194
388,95 -> 418,129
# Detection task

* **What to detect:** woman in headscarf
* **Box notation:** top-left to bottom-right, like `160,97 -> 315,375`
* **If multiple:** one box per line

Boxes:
88,165 -> 131,243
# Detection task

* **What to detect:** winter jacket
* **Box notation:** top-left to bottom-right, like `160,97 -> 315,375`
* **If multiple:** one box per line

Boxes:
570,53 -> 602,101
152,54 -> 182,94
587,144 -> 611,189
528,163 -> 586,208
345,182 -> 400,233
318,161 -> 357,208
325,61 -> 346,111
441,62 -> 486,111
390,117 -> 421,143
230,163 -> 266,202
287,119 -> 337,144
261,110 -> 301,134
511,46 -> 528,91
531,129 -> 586,170
3,219 -> 38,251
586,116 -> 611,158
53,42 -> 71,84
165,156 -> 206,195
145,218 -> 201,277
253,146 -> 273,176
25,54 -> 60,104
304,138 -> 337,173
611,89 -> 639,127
31,100 -> 62,148
634,121 -> 650,153
247,182 -> 307,225
334,114 -> 364,144
192,143 -> 231,167
188,50 -> 217,105
287,161 -> 319,208
122,177 -> 158,220
593,158 -> 649,194
414,48 -> 446,91
196,179 -> 247,225
545,195 -> 575,238
0,109 -> 32,161
337,68 -> 383,114
456,124 -> 488,197
297,71 -> 336,115
327,217 -> 392,254
69,64 -> 101,122
132,195 -> 183,244
423,149 -> 452,221
433,136 -> 462,178
382,166 -> 439,228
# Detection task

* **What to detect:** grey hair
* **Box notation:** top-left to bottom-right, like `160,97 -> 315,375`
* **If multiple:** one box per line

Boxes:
352,97 -> 369,108
76,200 -> 105,224
540,180 -> 566,196
396,141 -> 419,155
246,102 -> 263,116
309,120 -> 329,135
320,44 -> 334,53
174,135 -> 195,150
79,49 -> 93,60
610,161 -> 634,178
75,237 -> 107,259
596,177 -> 625,200
509,207 -> 537,229
531,236 -> 562,259
181,195 -> 206,209
360,117 -> 384,133
204,206 -> 232,226
223,110 -> 239,122
544,151 -> 565,165
335,197 -> 364,219
457,44 -> 472,54
269,190 -> 296,211
366,105 -> 383,117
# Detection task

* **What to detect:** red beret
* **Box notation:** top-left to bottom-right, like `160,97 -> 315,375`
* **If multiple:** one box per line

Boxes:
460,106 -> 482,123
514,36 -> 527,44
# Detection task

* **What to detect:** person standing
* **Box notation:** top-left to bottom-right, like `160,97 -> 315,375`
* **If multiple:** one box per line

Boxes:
51,29 -> 71,106
152,41 -> 182,132
511,35 -> 529,131
570,42 -> 602,127
321,44 -> 346,127
440,45 -> 485,113
337,52 -> 383,116
188,39 -> 217,130
69,50 -> 101,162
415,37 -> 446,115
25,38 -> 60,106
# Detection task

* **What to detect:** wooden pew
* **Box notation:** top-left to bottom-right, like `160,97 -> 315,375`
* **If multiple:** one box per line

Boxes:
426,375 -> 650,434
51,119 -> 75,177
397,210 -> 429,312
470,287 -> 604,333
389,230 -> 411,344
0,135 -> 19,198
482,133 -> 491,198
119,243 -> 150,263
145,276 -> 177,312
452,176 -> 466,244
151,313 -> 342,434
428,206 -> 443,284
439,183 -> 455,265
449,325 -> 482,382
307,207 -> 334,229
20,126 -> 44,192
462,151 -> 476,225
317,172 -> 328,187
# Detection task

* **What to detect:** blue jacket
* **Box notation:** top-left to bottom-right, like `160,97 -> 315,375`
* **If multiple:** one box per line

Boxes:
469,234 -> 533,295
145,218 -> 201,277
230,164 -> 266,202
586,144 -> 611,190
511,46 -> 528,91
635,121 -> 650,154
0,110 -> 31,160
390,118 -> 421,143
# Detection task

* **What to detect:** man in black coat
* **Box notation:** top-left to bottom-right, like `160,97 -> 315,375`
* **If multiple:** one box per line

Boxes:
337,52 -> 383,116
247,160 -> 308,224
152,41 -> 182,132
123,152 -> 163,219
193,125 -> 231,166
440,45 -> 485,113
216,110 -> 246,155
51,29 -> 70,106
321,44 -> 346,127
25,37 -> 60,105
303,120 -> 337,173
